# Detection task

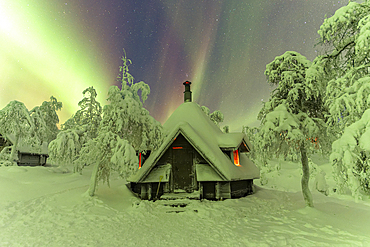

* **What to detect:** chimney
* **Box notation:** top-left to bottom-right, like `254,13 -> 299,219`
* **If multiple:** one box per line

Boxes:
183,81 -> 192,102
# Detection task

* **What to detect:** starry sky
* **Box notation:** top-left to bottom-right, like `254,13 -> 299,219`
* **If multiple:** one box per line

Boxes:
0,0 -> 356,131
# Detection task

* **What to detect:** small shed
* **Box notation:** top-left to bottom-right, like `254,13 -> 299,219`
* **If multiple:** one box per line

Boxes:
0,133 -> 48,166
127,81 -> 260,200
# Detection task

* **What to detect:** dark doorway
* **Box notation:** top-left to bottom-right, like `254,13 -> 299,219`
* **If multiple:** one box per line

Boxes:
172,148 -> 193,192
202,182 -> 216,199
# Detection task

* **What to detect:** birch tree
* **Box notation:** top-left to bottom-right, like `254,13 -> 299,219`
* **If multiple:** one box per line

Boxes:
257,51 -> 328,207
77,49 -> 164,196
314,1 -> 370,135
100,50 -> 164,152
75,128 -> 137,196
314,1 -> 370,197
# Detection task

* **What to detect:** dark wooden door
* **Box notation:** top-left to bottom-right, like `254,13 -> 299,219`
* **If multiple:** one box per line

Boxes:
172,148 -> 193,192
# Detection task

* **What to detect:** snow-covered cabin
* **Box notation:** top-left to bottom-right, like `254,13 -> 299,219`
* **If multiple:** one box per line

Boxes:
0,133 -> 48,166
128,81 -> 260,200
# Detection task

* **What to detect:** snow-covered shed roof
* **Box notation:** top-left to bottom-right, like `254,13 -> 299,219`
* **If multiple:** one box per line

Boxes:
0,133 -> 48,155
128,102 -> 259,183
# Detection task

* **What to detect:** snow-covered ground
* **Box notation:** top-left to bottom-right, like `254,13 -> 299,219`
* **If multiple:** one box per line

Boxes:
1,156 -> 370,246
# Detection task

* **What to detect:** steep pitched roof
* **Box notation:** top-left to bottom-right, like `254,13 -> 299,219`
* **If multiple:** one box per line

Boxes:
128,102 -> 259,182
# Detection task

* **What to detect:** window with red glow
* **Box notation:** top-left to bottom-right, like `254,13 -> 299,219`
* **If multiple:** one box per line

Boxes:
172,147 -> 183,149
138,153 -> 142,169
243,142 -> 249,152
233,150 -> 240,166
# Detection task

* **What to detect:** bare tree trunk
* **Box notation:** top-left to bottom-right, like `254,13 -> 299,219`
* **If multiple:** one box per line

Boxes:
300,145 -> 314,207
88,160 -> 100,196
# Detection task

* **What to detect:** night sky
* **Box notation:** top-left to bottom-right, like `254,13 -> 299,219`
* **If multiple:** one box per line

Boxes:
0,0 -> 353,131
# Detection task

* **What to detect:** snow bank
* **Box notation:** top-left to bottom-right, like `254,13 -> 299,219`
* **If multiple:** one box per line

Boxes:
0,159 -> 369,246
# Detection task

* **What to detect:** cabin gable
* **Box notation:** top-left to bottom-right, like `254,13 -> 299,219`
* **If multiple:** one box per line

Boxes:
141,133 -> 218,193
127,81 -> 260,201
130,127 -> 258,200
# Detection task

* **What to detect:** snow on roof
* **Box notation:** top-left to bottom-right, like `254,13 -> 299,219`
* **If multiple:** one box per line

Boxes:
163,102 -> 223,138
128,102 -> 259,182
217,132 -> 252,151
18,141 -> 48,155
0,133 -> 48,155
196,163 -> 223,181
141,164 -> 171,183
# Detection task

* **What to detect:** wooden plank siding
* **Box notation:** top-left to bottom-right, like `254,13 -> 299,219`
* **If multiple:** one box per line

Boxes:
130,132 -> 255,200
18,153 -> 47,166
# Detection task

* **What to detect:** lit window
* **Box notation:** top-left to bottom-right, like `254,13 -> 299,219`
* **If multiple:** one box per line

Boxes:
233,150 -> 240,166
138,153 -> 142,169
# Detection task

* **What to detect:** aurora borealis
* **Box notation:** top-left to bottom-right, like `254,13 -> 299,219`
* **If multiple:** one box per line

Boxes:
0,0 -> 352,131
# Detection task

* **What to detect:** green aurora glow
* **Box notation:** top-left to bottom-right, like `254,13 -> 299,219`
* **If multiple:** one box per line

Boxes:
0,0 -> 350,130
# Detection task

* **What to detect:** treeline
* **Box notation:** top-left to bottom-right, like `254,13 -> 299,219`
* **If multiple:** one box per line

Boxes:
0,97 -> 62,164
0,50 -> 164,196
49,50 -> 164,196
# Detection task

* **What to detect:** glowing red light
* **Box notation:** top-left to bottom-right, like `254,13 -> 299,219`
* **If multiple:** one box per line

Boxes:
138,153 -> 142,169
233,150 -> 240,166
172,147 -> 183,149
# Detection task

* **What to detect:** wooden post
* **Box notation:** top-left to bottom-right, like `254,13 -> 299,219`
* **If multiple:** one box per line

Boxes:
141,184 -> 147,199
216,182 -> 221,200
199,183 -> 203,200
148,184 -> 152,200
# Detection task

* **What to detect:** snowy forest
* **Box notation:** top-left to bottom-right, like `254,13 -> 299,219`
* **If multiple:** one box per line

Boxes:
1,2 -> 370,246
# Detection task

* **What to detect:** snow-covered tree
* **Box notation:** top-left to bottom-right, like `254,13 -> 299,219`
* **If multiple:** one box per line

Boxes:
30,96 -> 62,143
100,50 -> 164,152
0,101 -> 35,163
242,126 -> 259,162
311,1 -> 370,198
51,87 -> 101,168
101,85 -> 163,152
61,117 -> 77,131
257,51 -> 328,207
318,1 -> 370,73
61,87 -> 102,138
48,126 -> 86,168
75,128 -> 137,196
330,109 -> 370,199
314,1 -> 370,135
75,49 -> 164,196
200,105 -> 210,116
210,110 -> 224,126
201,105 -> 224,126
73,86 -> 102,139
